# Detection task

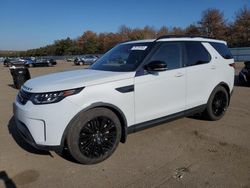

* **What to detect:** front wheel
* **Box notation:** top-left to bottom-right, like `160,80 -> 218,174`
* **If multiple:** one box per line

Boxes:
67,108 -> 121,164
204,86 -> 229,121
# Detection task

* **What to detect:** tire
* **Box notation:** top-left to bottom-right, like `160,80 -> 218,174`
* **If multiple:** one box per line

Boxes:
67,108 -> 122,164
79,61 -> 84,66
48,62 -> 52,67
204,86 -> 229,121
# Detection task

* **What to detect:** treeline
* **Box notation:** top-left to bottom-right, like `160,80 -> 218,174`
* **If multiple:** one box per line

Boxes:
2,6 -> 250,57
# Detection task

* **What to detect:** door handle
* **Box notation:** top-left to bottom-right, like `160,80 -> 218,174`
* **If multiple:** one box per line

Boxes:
211,65 -> 216,70
175,72 -> 184,77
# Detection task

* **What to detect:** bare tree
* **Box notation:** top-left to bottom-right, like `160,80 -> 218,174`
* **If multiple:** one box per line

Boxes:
232,6 -> 250,47
169,27 -> 185,35
118,25 -> 132,41
185,24 -> 202,36
157,26 -> 169,37
142,26 -> 157,39
199,8 -> 227,39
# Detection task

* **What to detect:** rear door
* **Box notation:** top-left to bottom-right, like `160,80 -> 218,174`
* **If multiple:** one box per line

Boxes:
184,41 -> 213,109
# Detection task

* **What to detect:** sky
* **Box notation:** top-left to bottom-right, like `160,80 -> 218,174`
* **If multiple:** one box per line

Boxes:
0,0 -> 249,50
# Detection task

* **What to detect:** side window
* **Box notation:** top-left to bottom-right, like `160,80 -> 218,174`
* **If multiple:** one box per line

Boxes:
185,42 -> 211,67
149,42 -> 182,70
209,42 -> 233,59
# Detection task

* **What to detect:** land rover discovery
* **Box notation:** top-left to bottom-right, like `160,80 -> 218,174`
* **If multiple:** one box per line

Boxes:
13,36 -> 235,164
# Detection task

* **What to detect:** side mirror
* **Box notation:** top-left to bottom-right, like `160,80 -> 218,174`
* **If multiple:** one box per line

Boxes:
144,61 -> 167,72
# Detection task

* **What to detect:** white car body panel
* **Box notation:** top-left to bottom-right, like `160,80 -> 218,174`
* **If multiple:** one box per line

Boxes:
24,69 -> 134,92
135,68 -> 186,123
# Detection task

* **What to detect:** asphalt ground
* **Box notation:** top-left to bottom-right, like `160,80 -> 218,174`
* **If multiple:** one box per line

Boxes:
0,61 -> 249,188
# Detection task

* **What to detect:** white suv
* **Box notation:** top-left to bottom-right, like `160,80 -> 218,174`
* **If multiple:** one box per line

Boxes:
14,36 -> 235,164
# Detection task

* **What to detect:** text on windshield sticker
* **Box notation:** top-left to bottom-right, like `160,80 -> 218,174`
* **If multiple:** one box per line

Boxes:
131,46 -> 148,50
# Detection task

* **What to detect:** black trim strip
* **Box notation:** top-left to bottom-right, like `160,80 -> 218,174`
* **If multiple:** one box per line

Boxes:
128,104 -> 206,134
116,85 -> 134,93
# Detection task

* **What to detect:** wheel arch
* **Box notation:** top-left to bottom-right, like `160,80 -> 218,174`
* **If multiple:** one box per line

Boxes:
219,82 -> 231,104
60,102 -> 128,149
219,82 -> 230,95
208,82 -> 231,105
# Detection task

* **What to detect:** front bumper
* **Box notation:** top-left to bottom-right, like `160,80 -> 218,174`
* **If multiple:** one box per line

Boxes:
13,102 -> 46,143
15,117 -> 37,147
14,115 -> 62,152
13,96 -> 82,148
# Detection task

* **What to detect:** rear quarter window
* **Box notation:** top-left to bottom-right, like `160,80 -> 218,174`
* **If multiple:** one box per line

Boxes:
209,42 -> 233,59
184,42 -> 211,67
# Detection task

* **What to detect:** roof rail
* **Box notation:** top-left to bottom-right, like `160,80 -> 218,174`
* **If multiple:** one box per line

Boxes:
156,35 -> 214,40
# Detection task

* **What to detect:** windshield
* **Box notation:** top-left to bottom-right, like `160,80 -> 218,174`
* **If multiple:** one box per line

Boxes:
91,42 -> 153,72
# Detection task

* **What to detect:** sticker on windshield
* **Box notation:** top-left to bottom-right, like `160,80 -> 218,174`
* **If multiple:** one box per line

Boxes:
131,46 -> 148,50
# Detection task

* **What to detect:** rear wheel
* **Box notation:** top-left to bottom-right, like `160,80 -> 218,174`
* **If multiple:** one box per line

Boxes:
204,86 -> 229,121
67,108 -> 121,164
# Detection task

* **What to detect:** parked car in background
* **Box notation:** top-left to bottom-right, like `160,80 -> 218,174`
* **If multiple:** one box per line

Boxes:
239,61 -> 250,86
4,58 -> 26,67
23,58 -> 35,67
74,55 -> 98,65
0,57 -> 6,62
27,58 -> 57,67
66,57 -> 75,62
30,57 -> 36,61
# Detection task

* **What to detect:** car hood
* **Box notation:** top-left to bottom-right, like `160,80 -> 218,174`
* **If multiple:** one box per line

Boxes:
23,69 -> 135,93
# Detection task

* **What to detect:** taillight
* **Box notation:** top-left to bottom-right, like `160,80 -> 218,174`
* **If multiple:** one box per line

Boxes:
229,63 -> 236,69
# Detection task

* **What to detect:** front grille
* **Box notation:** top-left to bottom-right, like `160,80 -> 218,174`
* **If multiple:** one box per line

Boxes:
17,89 -> 32,105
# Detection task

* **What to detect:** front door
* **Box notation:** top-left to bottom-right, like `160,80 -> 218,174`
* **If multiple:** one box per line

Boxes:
134,42 -> 186,124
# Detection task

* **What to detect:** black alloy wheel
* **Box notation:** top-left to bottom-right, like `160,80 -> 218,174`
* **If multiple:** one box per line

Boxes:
67,108 -> 121,164
211,91 -> 228,117
78,116 -> 117,158
204,86 -> 229,121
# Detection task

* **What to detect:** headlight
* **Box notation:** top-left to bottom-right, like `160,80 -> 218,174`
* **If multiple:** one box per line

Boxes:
31,87 -> 84,105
